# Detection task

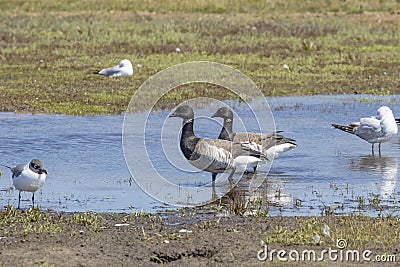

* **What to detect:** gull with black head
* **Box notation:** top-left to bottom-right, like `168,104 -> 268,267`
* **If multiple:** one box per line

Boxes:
2,159 -> 48,209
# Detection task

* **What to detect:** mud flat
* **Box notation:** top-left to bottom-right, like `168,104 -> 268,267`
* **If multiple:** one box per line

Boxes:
0,208 -> 399,266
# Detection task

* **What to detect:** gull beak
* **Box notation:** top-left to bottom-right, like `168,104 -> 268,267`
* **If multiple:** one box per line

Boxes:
39,168 -> 48,175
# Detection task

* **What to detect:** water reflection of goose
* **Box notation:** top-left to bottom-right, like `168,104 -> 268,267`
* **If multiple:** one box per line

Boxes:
350,156 -> 398,198
219,177 -> 293,215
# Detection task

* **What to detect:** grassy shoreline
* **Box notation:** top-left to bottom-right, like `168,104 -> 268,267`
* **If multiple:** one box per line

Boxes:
0,206 -> 399,266
1,1 -> 399,115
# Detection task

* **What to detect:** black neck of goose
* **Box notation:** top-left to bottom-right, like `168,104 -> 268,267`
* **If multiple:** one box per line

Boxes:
180,118 -> 199,160
218,119 -> 233,141
181,118 -> 195,138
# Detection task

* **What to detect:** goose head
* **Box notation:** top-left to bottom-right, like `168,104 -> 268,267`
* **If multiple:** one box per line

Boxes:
169,105 -> 194,119
211,107 -> 233,121
169,105 -> 195,126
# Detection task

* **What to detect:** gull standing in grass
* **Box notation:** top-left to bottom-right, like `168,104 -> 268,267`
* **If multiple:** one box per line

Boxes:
1,159 -> 48,209
96,59 -> 133,77
169,105 -> 268,182
332,106 -> 398,156
211,107 -> 297,172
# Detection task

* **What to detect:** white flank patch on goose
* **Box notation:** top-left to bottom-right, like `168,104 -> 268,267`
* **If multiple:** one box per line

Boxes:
233,156 -> 262,172
265,143 -> 298,160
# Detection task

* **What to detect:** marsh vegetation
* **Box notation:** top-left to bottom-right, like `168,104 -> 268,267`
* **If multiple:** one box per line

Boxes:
1,0 -> 399,114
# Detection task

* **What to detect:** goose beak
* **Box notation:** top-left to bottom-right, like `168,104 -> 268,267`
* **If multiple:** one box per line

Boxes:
169,110 -> 181,118
211,111 -> 219,118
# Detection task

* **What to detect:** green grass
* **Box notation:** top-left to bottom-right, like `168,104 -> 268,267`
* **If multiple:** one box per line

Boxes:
1,0 -> 399,114
1,0 -> 399,14
0,205 -> 105,236
0,206 -> 62,236
71,211 -> 104,232
1,205 -> 399,253
263,216 -> 400,251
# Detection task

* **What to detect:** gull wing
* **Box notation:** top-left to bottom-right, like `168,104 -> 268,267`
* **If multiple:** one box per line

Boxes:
356,117 -> 384,141
98,65 -> 122,77
11,164 -> 25,178
359,117 -> 381,132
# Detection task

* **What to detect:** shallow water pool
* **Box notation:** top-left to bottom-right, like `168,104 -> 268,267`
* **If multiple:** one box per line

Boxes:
0,94 -> 399,216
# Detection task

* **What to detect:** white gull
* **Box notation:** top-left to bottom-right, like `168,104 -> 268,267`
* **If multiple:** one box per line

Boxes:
332,106 -> 398,155
97,59 -> 133,77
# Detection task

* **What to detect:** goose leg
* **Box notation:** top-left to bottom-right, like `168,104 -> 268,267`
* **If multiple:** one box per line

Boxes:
244,167 -> 257,176
227,169 -> 235,186
371,144 -> 375,156
212,173 -> 217,183
378,143 -> 381,157
211,182 -> 217,201
32,193 -> 35,207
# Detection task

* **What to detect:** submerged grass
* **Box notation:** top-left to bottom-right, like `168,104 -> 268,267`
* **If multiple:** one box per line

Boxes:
1,0 -> 399,114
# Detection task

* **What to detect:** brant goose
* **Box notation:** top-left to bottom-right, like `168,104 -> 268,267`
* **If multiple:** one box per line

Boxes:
211,107 -> 297,172
2,159 -> 48,209
332,106 -> 398,155
169,105 -> 268,182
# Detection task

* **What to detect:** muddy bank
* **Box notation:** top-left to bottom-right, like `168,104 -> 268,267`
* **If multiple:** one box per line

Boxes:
0,208 -> 398,266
